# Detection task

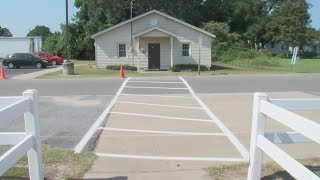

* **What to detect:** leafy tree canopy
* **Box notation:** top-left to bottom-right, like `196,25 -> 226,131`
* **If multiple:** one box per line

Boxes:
0,26 -> 13,37
27,25 -> 52,40
52,0 -> 313,60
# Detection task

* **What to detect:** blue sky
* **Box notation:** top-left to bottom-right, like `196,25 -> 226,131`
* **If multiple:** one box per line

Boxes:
0,0 -> 319,37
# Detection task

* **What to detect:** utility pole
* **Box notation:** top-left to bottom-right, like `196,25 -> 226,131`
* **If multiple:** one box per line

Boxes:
130,0 -> 133,19
63,0 -> 74,75
65,0 -> 70,62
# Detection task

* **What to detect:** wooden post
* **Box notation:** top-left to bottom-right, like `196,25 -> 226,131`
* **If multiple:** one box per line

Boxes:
23,90 -> 43,180
247,93 -> 268,180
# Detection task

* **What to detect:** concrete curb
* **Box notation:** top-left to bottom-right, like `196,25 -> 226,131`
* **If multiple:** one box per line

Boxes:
11,66 -> 63,80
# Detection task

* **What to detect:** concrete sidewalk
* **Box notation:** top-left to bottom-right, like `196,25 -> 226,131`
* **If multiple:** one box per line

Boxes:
11,66 -> 62,79
84,77 -> 246,180
83,78 -> 320,179
198,91 -> 320,160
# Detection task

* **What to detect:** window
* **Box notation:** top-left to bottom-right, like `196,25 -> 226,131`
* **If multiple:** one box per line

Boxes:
182,44 -> 190,56
118,44 -> 127,57
12,53 -> 24,59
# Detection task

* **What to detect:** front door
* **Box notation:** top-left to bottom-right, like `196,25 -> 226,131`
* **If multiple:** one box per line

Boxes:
148,43 -> 160,69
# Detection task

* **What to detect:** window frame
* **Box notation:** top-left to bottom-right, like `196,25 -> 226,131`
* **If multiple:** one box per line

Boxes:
182,43 -> 191,56
118,43 -> 127,58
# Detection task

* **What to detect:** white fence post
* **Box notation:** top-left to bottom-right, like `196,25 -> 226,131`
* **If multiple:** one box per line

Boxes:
248,93 -> 268,180
23,90 -> 44,180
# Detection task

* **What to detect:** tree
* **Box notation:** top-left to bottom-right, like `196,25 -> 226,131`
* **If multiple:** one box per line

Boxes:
265,0 -> 311,49
42,31 -> 65,57
71,0 -> 206,59
0,26 -> 13,37
202,22 -> 241,60
69,0 -> 313,60
27,25 -> 52,40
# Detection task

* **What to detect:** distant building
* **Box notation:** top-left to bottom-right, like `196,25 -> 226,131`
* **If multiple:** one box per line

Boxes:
264,43 -> 285,55
265,41 -> 320,57
91,10 -> 215,70
0,36 -> 42,58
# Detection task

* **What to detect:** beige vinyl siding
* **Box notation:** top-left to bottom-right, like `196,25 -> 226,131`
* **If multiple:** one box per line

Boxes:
95,23 -> 133,69
95,12 -> 212,69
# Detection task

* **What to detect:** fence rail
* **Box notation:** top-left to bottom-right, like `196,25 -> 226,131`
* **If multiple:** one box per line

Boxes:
0,90 -> 43,179
247,93 -> 320,180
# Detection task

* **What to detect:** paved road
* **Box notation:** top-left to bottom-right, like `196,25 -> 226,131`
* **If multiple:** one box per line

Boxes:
0,78 -> 124,96
0,78 -> 124,149
2,65 -> 60,79
184,75 -> 320,95
1,75 -> 319,150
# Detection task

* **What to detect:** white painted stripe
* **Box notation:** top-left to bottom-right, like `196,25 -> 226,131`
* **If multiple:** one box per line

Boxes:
41,95 -> 114,98
110,112 -> 212,122
101,127 -> 225,136
116,101 -> 203,109
95,153 -> 247,162
74,78 -> 131,153
179,77 -> 249,161
121,94 -> 194,99
129,81 -> 183,84
125,86 -> 188,90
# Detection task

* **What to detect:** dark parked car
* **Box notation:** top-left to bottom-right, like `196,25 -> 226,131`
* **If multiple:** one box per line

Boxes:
2,53 -> 50,69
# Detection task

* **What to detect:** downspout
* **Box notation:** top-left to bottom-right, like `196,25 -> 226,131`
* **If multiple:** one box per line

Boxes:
130,0 -> 134,66
198,35 -> 202,75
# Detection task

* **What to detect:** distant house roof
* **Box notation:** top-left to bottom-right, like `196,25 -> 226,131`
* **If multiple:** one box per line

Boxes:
0,36 -> 42,39
91,10 -> 216,38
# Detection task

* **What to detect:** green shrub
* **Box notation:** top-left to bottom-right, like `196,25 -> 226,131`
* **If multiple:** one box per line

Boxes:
171,64 -> 208,72
302,51 -> 317,58
106,65 -> 137,71
275,53 -> 287,58
260,49 -> 273,58
220,49 -> 272,63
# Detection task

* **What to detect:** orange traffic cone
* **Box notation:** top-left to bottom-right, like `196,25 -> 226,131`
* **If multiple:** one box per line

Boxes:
119,65 -> 125,78
0,67 -> 6,80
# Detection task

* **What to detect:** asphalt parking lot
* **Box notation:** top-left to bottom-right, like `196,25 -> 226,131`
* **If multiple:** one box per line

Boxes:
1,65 -> 60,79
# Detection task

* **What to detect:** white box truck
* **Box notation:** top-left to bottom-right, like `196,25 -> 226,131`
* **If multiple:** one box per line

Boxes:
0,36 -> 42,58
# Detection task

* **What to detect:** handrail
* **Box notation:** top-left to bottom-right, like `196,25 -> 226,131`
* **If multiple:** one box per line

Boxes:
247,93 -> 320,180
0,90 -> 43,180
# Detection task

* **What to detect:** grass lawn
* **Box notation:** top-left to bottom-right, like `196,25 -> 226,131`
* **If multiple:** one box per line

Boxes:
1,145 -> 96,180
226,58 -> 320,73
36,58 -> 320,79
206,157 -> 320,180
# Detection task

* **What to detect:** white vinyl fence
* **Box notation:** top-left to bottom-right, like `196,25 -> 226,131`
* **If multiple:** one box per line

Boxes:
248,93 -> 320,180
0,90 -> 43,179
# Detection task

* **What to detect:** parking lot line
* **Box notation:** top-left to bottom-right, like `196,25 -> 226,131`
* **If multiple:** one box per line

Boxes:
179,77 -> 249,161
116,101 -> 203,109
125,86 -> 188,90
74,78 -> 131,153
95,153 -> 247,162
121,94 -> 194,99
128,81 -> 183,84
100,127 -> 225,136
110,112 -> 213,122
